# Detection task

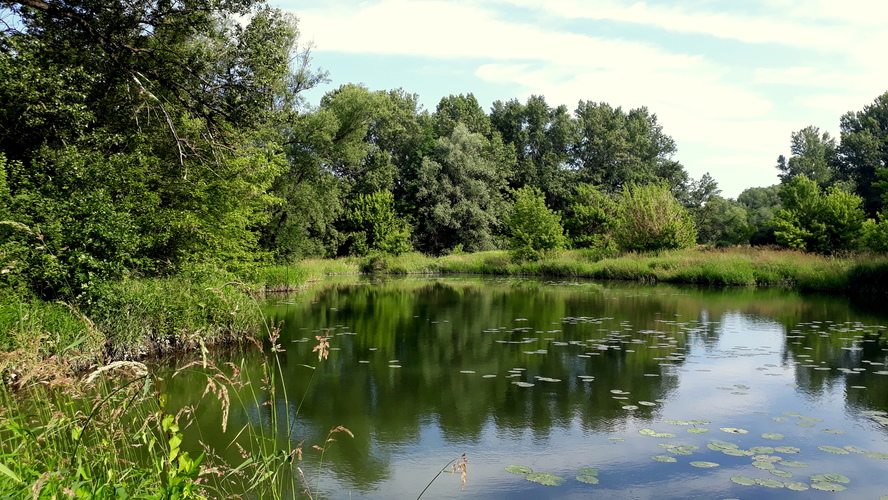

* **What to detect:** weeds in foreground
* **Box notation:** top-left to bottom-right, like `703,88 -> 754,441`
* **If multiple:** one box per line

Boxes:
0,321 -> 352,498
416,453 -> 469,499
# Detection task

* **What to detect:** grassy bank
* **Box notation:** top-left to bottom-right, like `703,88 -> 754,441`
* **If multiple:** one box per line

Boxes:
352,247 -> 888,293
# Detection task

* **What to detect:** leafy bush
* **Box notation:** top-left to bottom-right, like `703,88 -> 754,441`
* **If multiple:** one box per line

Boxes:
612,183 -> 696,252
507,186 -> 568,260
773,175 -> 865,253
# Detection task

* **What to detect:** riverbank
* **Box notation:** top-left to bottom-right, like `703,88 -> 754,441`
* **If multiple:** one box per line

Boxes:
3,247 -> 887,378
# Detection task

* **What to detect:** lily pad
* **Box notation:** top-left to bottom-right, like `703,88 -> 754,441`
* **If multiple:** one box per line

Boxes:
810,474 -> 850,483
778,460 -> 808,468
708,440 -> 739,451
818,446 -> 850,454
722,448 -> 755,456
651,455 -> 677,462
505,465 -> 533,475
796,422 -> 816,428
749,446 -> 775,454
864,452 -> 888,459
821,429 -> 846,434
730,476 -> 756,486
525,472 -> 566,486
811,482 -> 846,491
576,475 -> 599,484
785,482 -> 810,491
775,446 -> 801,454
761,433 -> 784,440
577,468 -> 598,476
755,478 -> 785,488
752,461 -> 776,470
770,469 -> 793,478
687,428 -> 709,434
720,427 -> 749,434
689,461 -> 719,468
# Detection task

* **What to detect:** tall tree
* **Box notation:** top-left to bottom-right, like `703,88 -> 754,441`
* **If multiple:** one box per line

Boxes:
571,102 -> 683,192
0,1 -> 319,297
409,124 -> 508,253
490,95 -> 576,208
837,92 -> 888,216
776,126 -> 838,187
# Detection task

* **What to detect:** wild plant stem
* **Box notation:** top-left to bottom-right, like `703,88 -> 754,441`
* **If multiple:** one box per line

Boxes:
415,457 -> 459,500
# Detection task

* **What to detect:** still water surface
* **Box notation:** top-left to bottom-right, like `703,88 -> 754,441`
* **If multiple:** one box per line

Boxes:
165,276 -> 888,499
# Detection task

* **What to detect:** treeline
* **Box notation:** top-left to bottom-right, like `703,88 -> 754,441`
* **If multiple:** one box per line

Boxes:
2,0 -> 888,305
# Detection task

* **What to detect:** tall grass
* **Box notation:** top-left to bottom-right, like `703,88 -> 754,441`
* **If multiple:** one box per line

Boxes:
0,328 -> 350,498
357,247 -> 888,293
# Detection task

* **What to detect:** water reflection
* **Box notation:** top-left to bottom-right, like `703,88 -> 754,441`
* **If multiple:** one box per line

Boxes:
158,276 -> 888,499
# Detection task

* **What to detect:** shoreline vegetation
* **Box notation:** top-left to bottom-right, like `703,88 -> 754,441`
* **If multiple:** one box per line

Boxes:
3,247 -> 887,378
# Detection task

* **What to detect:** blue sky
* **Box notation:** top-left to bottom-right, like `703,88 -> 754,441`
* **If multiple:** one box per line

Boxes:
272,0 -> 888,198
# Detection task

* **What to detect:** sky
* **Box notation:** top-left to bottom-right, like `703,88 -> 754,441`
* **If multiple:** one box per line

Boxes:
272,0 -> 888,198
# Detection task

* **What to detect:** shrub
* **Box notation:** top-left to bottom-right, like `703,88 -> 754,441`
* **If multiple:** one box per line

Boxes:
613,183 -> 696,252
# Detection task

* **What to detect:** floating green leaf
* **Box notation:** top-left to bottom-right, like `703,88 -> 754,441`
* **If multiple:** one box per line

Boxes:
576,475 -> 600,484
796,422 -> 816,428
821,429 -> 846,434
770,469 -> 793,478
687,428 -> 709,434
722,449 -> 754,457
752,455 -> 783,462
778,460 -> 808,468
775,446 -> 801,454
639,429 -> 656,436
750,446 -> 775,454
752,461 -> 776,470
577,468 -> 598,476
818,446 -> 850,454
622,405 -> 639,410
843,445 -> 866,454
526,472 -> 565,486
810,474 -> 850,483
785,482 -> 810,491
811,482 -> 846,491
799,416 -> 823,422
761,433 -> 784,440
690,461 -> 719,468
731,476 -> 756,486
755,478 -> 785,488
864,452 -> 888,459
505,465 -> 533,475
708,440 -> 739,450
720,427 -> 748,434
651,455 -> 677,462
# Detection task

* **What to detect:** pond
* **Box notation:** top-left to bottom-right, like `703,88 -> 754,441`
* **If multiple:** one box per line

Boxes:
162,276 -> 888,499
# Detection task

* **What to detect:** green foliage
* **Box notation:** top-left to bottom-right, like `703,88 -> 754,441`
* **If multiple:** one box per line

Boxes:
342,190 -> 412,255
507,186 -> 568,260
738,185 -> 782,245
563,183 -> 618,250
613,183 -> 697,252
773,176 -> 865,253
777,126 -> 838,186
410,124 -> 509,254
838,91 -> 888,216
862,213 -> 888,252
694,196 -> 753,247
572,102 -> 682,192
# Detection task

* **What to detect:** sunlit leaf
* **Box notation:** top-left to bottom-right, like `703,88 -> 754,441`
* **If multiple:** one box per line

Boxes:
720,428 -> 748,434
755,478 -> 785,488
761,433 -> 784,440
785,481 -> 810,491
689,461 -> 719,468
525,472 -> 565,486
577,468 -> 598,476
505,465 -> 533,475
810,482 -> 846,491
576,475 -> 600,484
818,446 -> 850,454
651,455 -> 677,462
770,469 -> 793,478
730,476 -> 756,486
810,474 -> 850,483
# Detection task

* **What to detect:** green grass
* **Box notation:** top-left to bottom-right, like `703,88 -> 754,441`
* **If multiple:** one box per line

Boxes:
357,247 -> 888,293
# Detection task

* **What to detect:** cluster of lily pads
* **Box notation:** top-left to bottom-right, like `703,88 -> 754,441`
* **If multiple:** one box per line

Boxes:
504,465 -> 599,487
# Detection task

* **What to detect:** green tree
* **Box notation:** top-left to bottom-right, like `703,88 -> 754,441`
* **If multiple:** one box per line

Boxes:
0,1 -> 317,297
772,175 -> 865,253
693,196 -> 752,247
862,213 -> 888,252
563,183 -> 618,250
777,126 -> 838,187
738,185 -> 782,245
572,102 -> 684,192
612,183 -> 697,252
341,190 -> 411,255
410,124 -> 509,254
837,91 -> 888,216
490,95 -> 576,208
507,186 -> 567,260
